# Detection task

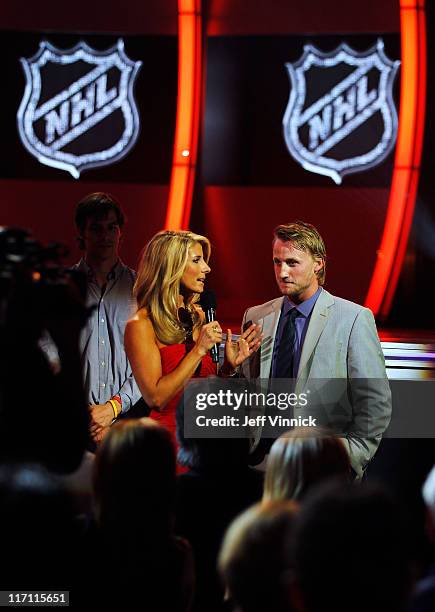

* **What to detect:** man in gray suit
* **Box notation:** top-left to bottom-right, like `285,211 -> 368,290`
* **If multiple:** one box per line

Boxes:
241,221 -> 391,478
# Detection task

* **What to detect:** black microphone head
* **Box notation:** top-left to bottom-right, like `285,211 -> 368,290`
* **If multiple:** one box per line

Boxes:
199,289 -> 217,310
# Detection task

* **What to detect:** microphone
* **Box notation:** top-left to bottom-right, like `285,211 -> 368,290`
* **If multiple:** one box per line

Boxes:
199,290 -> 219,363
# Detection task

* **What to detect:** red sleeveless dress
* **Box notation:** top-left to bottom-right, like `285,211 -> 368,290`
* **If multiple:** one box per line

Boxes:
149,344 -> 217,443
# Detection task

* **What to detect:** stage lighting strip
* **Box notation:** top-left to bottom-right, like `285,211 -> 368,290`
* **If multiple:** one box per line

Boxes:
381,341 -> 435,380
165,0 -> 202,230
365,0 -> 426,318
228,334 -> 435,378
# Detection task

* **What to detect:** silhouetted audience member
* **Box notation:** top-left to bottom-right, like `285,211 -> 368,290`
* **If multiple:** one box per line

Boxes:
0,463 -> 82,592
0,227 -> 89,474
218,500 -> 299,612
263,427 -> 351,502
90,418 -> 194,611
367,438 -> 435,578
176,384 -> 264,612
60,450 -> 95,518
290,481 -> 412,612
408,465 -> 435,612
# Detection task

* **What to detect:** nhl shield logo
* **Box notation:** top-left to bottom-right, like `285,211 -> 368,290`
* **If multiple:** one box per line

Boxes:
17,39 -> 142,178
283,39 -> 400,184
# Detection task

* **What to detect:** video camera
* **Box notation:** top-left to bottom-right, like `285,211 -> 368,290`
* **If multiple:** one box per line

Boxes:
0,226 -> 88,337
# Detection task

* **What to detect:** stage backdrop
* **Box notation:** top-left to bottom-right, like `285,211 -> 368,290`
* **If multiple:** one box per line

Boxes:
1,0 -> 418,330
0,3 -> 177,269
199,3 -> 400,326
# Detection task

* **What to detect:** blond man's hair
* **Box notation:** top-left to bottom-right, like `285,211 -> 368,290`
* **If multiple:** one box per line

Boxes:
273,221 -> 326,285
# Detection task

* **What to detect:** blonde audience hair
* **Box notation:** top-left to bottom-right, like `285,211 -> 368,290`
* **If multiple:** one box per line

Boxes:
263,427 -> 351,502
218,500 -> 299,612
134,230 -> 211,345
93,418 -> 176,528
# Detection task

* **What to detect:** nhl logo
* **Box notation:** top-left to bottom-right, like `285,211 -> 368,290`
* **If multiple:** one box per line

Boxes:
283,39 -> 400,184
17,39 -> 142,178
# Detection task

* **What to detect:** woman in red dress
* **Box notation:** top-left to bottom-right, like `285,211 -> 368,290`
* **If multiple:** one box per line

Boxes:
125,230 -> 260,445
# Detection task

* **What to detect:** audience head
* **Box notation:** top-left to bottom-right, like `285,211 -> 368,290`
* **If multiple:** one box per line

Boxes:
134,230 -> 211,344
93,418 -> 176,533
219,500 -> 299,612
422,465 -> 435,527
290,480 -> 411,612
176,380 -> 251,472
0,463 -> 78,589
263,427 -> 351,502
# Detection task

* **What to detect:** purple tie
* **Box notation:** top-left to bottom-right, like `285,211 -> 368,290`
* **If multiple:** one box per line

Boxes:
275,308 -> 299,379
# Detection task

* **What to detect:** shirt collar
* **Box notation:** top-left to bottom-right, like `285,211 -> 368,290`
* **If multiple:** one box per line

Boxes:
282,286 -> 322,318
77,258 -> 123,282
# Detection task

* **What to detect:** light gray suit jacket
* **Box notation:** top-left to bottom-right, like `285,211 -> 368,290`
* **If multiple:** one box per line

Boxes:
241,289 -> 392,478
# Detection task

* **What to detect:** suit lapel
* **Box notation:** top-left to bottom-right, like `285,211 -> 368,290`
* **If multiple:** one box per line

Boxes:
259,297 -> 283,379
297,289 -> 334,381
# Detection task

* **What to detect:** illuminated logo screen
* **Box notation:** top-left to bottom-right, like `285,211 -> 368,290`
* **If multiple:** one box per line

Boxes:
17,39 -> 142,178
283,39 -> 400,184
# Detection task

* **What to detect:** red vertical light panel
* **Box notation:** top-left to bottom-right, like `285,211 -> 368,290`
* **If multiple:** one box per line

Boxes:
365,0 -> 426,318
165,0 -> 202,230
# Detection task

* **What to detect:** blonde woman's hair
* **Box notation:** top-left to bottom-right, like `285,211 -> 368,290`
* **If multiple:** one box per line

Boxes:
134,230 -> 211,345
218,500 -> 299,612
263,427 -> 351,502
